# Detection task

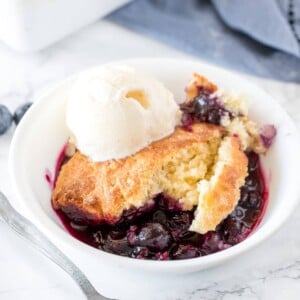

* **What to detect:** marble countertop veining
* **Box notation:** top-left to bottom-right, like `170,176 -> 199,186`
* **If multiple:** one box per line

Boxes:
0,19 -> 300,300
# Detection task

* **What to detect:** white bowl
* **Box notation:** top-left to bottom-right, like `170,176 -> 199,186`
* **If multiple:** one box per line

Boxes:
9,58 -> 300,279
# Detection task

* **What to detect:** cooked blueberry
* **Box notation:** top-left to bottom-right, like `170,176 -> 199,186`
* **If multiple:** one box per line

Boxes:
93,231 -> 105,245
131,246 -> 150,259
181,113 -> 193,129
245,175 -> 261,192
242,192 -> 262,209
247,151 -> 259,171
206,109 -> 221,124
202,232 -> 221,252
194,95 -> 211,116
152,210 -> 167,224
134,222 -> 172,251
221,217 -> 243,244
0,105 -> 13,135
239,190 -> 249,206
242,209 -> 260,227
231,206 -> 245,221
167,213 -> 193,239
177,230 -> 197,240
180,91 -> 230,127
155,251 -> 170,260
126,225 -> 138,245
260,124 -> 276,148
103,233 -> 131,256
13,102 -> 32,125
108,230 -> 126,240
168,212 -> 193,230
172,244 -> 201,259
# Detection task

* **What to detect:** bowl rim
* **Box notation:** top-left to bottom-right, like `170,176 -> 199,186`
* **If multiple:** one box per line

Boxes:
9,57 -> 300,271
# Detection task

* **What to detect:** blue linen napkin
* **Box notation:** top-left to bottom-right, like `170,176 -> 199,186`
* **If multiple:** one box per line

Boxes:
107,0 -> 300,82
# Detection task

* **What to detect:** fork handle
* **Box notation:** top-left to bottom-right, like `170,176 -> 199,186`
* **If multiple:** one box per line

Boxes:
0,192 -> 112,300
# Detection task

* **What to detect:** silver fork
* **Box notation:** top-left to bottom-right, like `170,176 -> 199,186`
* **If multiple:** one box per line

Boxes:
0,191 -> 114,300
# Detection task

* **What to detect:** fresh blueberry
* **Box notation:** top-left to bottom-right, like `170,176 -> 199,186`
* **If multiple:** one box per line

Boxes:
13,102 -> 32,125
0,104 -> 13,135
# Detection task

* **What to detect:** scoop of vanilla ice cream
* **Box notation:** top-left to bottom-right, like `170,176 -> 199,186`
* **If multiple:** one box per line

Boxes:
66,65 -> 181,162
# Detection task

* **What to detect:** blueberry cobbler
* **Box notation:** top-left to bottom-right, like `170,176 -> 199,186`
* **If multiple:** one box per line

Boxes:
51,66 -> 276,260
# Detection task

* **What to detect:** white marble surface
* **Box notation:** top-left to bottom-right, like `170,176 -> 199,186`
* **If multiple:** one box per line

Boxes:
0,19 -> 300,300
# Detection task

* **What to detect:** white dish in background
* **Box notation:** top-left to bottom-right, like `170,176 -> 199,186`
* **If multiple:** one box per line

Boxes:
9,58 -> 300,297
0,0 -> 131,52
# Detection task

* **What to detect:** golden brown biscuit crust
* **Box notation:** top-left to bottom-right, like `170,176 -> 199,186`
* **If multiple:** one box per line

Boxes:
190,136 -> 248,233
52,123 -> 223,224
185,73 -> 217,101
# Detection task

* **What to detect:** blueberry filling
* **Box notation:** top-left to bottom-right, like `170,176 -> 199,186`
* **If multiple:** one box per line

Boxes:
180,88 -> 233,128
54,151 -> 267,260
181,89 -> 276,149
53,90 -> 269,260
14,102 -> 32,125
